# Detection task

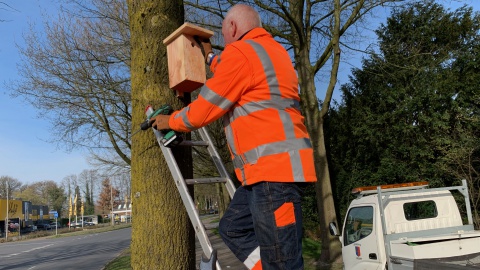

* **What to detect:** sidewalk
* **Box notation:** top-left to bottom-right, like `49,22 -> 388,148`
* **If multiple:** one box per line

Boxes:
196,215 -> 247,269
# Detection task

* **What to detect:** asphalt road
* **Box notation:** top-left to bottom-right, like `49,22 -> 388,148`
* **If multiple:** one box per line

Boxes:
0,228 -> 131,270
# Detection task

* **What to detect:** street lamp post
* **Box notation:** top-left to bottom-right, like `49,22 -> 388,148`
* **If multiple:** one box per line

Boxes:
111,180 -> 114,226
5,181 -> 9,241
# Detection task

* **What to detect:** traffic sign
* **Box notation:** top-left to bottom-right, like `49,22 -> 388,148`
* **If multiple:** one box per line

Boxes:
50,210 -> 58,218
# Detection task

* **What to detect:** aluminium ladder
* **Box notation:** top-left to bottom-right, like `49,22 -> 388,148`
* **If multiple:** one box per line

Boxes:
151,126 -> 236,270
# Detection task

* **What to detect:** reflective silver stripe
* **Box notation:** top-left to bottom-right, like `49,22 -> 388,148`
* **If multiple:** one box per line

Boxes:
199,84 -> 234,111
223,112 -> 236,155
279,109 -> 305,181
174,107 -> 195,130
224,112 -> 247,184
290,150 -> 305,181
223,40 -> 308,183
232,138 -> 311,167
232,156 -> 244,170
246,40 -> 281,96
229,99 -> 300,121
244,40 -> 306,182
174,84 -> 233,131
243,246 -> 261,269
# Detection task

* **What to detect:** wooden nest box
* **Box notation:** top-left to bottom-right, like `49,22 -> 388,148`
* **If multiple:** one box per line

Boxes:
163,23 -> 214,95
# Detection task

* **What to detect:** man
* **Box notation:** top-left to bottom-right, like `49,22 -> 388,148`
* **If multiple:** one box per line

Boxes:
150,4 -> 317,270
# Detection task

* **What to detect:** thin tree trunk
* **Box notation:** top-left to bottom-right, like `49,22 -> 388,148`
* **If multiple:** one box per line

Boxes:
297,0 -> 343,263
301,73 -> 342,263
128,1 -> 195,269
315,121 -> 342,263
316,0 -> 343,262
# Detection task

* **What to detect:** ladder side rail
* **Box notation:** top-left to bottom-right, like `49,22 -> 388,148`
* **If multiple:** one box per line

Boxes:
153,129 -> 222,270
198,127 -> 236,199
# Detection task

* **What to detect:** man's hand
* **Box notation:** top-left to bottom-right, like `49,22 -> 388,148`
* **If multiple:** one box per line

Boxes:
194,36 -> 213,63
149,114 -> 171,131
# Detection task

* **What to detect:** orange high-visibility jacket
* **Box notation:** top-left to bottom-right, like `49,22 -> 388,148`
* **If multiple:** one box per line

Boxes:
169,27 -> 317,186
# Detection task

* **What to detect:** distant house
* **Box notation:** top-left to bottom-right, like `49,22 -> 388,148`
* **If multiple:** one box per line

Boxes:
111,201 -> 132,223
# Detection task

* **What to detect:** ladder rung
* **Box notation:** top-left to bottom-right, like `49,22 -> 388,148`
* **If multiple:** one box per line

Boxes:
185,177 -> 229,185
179,140 -> 209,147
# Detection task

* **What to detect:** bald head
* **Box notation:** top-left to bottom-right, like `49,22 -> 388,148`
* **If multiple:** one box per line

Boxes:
222,4 -> 262,45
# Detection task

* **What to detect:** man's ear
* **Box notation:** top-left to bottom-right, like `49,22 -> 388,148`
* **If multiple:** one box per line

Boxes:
231,20 -> 238,39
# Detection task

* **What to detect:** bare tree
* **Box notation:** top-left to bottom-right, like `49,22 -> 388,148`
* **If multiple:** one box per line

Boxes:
0,176 -> 22,199
108,171 -> 131,204
79,169 -> 102,199
184,0 -> 406,263
62,174 -> 78,198
78,169 -> 101,214
9,0 -> 131,171
0,1 -> 18,22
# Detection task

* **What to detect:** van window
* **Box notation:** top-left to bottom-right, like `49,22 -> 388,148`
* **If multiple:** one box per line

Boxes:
403,200 -> 437,220
344,206 -> 374,246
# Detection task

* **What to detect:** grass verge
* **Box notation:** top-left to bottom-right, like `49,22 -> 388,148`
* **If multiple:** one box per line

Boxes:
304,237 -> 322,269
50,224 -> 131,238
103,248 -> 131,270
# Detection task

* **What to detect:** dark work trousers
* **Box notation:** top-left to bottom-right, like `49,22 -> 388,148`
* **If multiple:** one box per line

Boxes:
218,182 -> 305,270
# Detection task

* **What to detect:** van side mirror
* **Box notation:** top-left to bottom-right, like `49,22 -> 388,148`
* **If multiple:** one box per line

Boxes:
329,222 -> 340,236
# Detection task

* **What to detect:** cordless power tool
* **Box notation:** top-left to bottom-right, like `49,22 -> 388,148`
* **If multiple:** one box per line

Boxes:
132,104 -> 183,148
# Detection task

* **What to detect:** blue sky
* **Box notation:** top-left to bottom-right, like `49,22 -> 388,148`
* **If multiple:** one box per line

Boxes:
0,0 -> 89,184
0,0 -> 479,185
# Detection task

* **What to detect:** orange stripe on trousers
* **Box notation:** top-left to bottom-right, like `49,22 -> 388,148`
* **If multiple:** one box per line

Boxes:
252,259 -> 262,270
274,202 -> 295,227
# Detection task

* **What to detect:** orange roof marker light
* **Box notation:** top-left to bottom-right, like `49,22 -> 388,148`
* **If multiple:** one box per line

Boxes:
351,181 -> 429,195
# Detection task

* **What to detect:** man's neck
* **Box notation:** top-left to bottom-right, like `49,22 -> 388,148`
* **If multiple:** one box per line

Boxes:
237,28 -> 255,41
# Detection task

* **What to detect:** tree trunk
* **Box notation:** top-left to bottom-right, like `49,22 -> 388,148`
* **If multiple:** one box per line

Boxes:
128,1 -> 195,269
296,0 -> 343,263
317,0 -> 343,263
300,73 -> 342,263
315,121 -> 343,263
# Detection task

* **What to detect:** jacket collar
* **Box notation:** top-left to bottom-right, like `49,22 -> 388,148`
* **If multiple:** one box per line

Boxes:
237,27 -> 270,41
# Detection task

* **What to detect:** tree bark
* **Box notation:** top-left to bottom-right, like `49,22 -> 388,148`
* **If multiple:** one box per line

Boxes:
316,0 -> 343,262
128,1 -> 195,269
296,0 -> 343,262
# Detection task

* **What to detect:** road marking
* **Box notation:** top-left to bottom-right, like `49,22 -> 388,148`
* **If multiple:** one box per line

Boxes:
0,244 -> 54,258
1,242 -> 57,247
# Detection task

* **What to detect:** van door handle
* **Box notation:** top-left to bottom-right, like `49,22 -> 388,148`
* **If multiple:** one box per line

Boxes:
369,253 -> 377,260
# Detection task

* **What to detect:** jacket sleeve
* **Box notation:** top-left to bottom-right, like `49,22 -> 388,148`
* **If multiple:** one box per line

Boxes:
169,45 -> 251,132
209,53 -> 219,73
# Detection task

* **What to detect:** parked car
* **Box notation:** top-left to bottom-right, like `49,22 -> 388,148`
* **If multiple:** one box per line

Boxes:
49,222 -> 62,229
69,221 -> 91,227
68,221 -> 81,227
35,221 -> 52,230
25,225 -> 37,232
